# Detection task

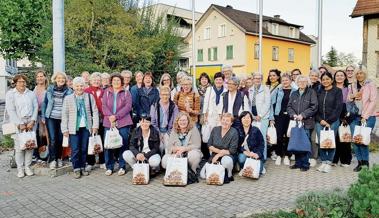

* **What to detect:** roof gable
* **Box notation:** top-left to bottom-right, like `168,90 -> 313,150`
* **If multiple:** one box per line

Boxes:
351,0 -> 379,18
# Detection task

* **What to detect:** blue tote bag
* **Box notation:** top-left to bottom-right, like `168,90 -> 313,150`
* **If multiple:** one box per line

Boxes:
287,122 -> 311,152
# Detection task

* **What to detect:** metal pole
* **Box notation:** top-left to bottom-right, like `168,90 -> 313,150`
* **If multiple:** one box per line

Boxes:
258,0 -> 263,74
317,0 -> 323,68
53,0 -> 65,73
191,0 -> 196,87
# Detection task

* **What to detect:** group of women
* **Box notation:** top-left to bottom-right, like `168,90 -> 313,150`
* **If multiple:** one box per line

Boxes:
5,65 -> 377,181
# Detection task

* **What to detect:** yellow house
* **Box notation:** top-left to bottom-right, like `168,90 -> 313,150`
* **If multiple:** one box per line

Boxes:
185,4 -> 315,79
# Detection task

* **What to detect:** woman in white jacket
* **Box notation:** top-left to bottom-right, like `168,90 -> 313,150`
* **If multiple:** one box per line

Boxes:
202,72 -> 226,135
248,72 -> 271,160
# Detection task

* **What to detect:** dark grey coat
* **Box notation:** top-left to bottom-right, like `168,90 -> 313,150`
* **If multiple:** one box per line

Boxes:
287,87 -> 318,129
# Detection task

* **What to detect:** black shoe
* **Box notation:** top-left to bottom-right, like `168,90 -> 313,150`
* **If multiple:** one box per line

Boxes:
229,176 -> 234,181
290,165 -> 299,169
300,168 -> 309,172
353,161 -> 362,172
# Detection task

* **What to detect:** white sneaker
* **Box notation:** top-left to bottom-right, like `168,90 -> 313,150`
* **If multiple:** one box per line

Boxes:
85,165 -> 94,172
340,164 -> 350,167
283,156 -> 290,166
323,164 -> 331,173
290,155 -> 295,161
317,163 -> 326,172
261,167 -> 266,175
57,159 -> 63,168
309,159 -> 317,167
118,168 -> 126,176
275,156 -> 282,165
17,169 -> 25,178
25,167 -> 34,176
105,170 -> 112,176
271,152 -> 278,161
100,164 -> 106,169
49,161 -> 57,169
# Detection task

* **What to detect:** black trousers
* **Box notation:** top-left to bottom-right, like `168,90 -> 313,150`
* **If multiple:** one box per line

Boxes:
333,135 -> 352,165
274,114 -> 291,157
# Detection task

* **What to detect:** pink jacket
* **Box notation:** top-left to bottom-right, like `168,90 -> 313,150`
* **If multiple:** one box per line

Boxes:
102,87 -> 133,128
348,81 -> 377,119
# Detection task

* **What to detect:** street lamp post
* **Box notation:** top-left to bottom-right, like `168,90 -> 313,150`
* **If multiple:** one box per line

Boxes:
53,0 -> 65,73
191,0 -> 196,88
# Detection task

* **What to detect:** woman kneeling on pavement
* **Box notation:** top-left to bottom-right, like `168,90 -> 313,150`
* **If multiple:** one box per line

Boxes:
162,112 -> 203,172
237,111 -> 265,174
202,113 -> 239,181
61,77 -> 99,178
123,114 -> 161,176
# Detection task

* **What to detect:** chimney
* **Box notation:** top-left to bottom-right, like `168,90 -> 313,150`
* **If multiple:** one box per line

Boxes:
274,15 -> 280,19
226,5 -> 233,9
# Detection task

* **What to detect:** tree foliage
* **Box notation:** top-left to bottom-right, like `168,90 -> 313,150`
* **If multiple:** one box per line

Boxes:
323,46 -> 359,67
324,46 -> 338,67
0,0 -> 184,81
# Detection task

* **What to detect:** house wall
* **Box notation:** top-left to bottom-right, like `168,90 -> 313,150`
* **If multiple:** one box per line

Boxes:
366,17 -> 379,86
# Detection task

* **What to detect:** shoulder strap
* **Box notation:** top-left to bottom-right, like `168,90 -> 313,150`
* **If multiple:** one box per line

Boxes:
88,93 -> 93,118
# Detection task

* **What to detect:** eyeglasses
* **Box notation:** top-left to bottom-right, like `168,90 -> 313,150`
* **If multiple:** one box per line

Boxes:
162,79 -> 171,82
16,80 -> 26,84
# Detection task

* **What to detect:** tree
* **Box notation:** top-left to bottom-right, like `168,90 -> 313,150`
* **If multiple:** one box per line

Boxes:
0,0 -> 52,61
324,46 -> 338,67
337,52 -> 358,67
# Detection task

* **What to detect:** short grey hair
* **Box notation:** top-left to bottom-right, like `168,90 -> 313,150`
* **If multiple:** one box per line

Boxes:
229,76 -> 240,85
176,71 -> 187,79
251,72 -> 263,79
121,70 -> 132,77
222,64 -> 233,72
101,72 -> 110,79
73,77 -> 85,86
90,72 -> 102,81
180,76 -> 193,85
51,72 -> 67,83
295,75 -> 311,86
309,69 -> 320,77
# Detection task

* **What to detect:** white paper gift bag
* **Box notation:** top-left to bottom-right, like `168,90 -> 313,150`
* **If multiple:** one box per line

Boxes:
132,162 -> 150,185
320,127 -> 336,149
338,124 -> 352,143
205,163 -> 225,186
163,156 -> 188,186
239,158 -> 260,179
104,128 -> 123,149
88,134 -> 103,155
18,131 -> 37,150
267,124 -> 277,145
353,124 -> 372,146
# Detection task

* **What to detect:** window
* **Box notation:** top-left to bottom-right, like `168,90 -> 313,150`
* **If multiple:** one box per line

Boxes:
288,48 -> 294,62
226,45 -> 233,60
272,46 -> 279,61
208,47 -> 218,61
272,23 -> 279,35
254,43 -> 260,59
289,27 -> 296,38
218,24 -> 226,37
197,49 -> 203,62
204,27 -> 211,40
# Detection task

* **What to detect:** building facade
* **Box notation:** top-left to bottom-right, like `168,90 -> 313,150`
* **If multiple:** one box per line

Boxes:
185,4 -> 315,79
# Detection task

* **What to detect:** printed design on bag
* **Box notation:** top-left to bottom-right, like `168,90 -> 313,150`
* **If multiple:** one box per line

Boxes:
341,133 -> 352,142
93,143 -> 102,154
242,166 -> 254,178
132,173 -> 147,185
207,173 -> 222,185
320,139 -> 333,149
164,169 -> 184,185
353,134 -> 363,144
24,139 -> 37,150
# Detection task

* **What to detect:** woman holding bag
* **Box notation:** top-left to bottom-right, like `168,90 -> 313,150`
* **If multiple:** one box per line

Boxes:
162,112 -> 202,172
102,73 -> 133,176
61,77 -> 99,179
287,75 -> 318,171
6,74 -> 38,178
315,72 -> 343,173
237,111 -> 264,174
348,69 -> 377,171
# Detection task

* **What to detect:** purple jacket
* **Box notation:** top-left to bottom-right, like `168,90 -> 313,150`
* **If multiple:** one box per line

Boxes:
102,87 -> 133,128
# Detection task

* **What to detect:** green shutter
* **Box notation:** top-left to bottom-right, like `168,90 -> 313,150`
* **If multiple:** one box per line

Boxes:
226,45 -> 233,60
213,47 -> 218,61
208,48 -> 211,61
197,49 -> 203,62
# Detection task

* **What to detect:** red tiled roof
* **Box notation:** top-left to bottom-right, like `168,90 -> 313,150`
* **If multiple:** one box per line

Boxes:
351,0 -> 379,18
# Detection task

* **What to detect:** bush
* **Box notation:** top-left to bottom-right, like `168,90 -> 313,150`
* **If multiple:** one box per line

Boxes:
0,135 -> 14,149
294,189 -> 353,218
348,165 -> 379,218
248,210 -> 297,218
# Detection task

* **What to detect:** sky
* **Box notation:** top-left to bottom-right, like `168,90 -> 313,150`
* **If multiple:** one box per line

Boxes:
156,0 -> 363,60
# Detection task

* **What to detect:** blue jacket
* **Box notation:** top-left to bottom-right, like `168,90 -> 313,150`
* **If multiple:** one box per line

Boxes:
136,87 -> 159,116
269,85 -> 297,120
130,84 -> 140,117
41,85 -> 73,120
237,125 -> 265,160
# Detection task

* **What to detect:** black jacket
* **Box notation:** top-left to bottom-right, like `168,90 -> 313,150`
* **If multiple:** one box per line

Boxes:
316,86 -> 343,124
129,126 -> 160,159
237,126 -> 264,160
287,87 -> 318,129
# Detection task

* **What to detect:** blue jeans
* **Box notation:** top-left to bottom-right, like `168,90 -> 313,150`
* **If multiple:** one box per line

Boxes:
69,128 -> 90,170
259,118 -> 269,160
294,129 -> 311,169
238,153 -> 264,175
351,116 -> 376,161
46,118 -> 63,162
316,120 -> 340,164
104,126 -> 130,171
